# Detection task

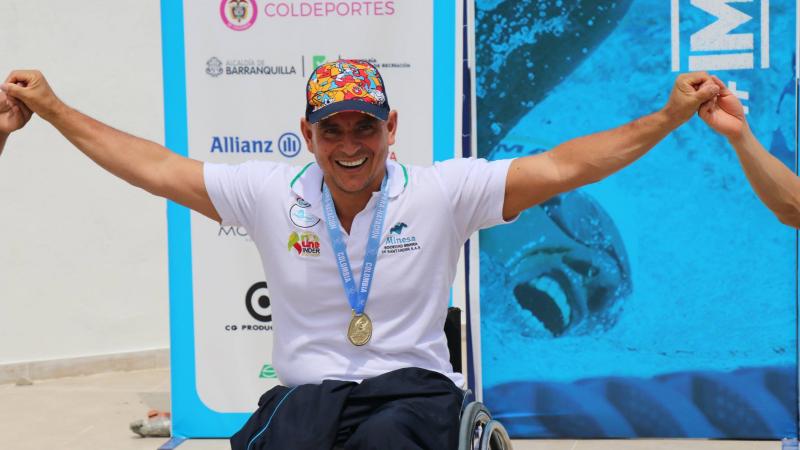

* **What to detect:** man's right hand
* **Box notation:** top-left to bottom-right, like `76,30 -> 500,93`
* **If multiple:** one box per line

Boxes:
1,70 -> 65,122
661,72 -> 720,125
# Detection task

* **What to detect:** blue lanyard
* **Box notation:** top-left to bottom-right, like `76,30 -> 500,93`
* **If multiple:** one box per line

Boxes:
322,176 -> 389,315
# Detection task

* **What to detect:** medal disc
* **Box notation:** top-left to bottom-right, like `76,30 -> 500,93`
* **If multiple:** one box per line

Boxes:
347,313 -> 372,346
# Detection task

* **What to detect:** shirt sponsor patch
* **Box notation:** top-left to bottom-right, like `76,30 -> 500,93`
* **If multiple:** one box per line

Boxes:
288,231 -> 321,257
289,197 -> 320,228
381,222 -> 420,255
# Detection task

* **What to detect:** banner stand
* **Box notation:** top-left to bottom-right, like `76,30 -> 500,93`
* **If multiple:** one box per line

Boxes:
161,0 -> 459,444
157,437 -> 187,450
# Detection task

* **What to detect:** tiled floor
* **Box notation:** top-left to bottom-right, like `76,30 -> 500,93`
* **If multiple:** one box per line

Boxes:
0,368 -> 786,450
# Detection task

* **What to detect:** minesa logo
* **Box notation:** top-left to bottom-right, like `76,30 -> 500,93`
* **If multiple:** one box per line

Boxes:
287,231 -> 321,257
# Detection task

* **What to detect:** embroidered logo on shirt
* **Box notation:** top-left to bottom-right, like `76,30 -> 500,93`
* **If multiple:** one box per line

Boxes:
288,231 -> 321,257
382,222 -> 420,255
389,222 -> 407,234
289,197 -> 320,228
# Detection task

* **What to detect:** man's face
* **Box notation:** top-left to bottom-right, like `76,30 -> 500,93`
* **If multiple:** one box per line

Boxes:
301,110 -> 398,195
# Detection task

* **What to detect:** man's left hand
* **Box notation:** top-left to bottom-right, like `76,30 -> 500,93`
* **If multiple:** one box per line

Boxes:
662,72 -> 720,125
0,89 -> 32,135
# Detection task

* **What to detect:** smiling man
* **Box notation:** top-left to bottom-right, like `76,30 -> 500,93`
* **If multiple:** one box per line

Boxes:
2,59 -> 718,449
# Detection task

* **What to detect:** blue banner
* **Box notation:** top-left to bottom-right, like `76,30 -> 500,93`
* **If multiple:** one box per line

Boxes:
476,0 -> 797,438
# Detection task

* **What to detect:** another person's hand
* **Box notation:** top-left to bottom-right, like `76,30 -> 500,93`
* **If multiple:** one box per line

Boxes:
1,70 -> 64,122
662,72 -> 720,125
698,75 -> 748,140
0,89 -> 32,135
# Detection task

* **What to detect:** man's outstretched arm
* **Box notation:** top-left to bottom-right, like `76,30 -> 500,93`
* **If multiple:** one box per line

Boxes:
1,70 -> 221,221
0,89 -> 33,156
502,72 -> 719,220
699,75 -> 800,228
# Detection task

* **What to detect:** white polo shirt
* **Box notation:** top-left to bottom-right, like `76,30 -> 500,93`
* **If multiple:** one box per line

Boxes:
204,157 -> 512,387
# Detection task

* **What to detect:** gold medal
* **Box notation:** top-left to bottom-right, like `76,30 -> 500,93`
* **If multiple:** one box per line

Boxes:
347,311 -> 372,346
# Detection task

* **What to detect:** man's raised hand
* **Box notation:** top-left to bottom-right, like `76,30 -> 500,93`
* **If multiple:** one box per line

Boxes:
1,70 -> 64,122
662,72 -> 720,125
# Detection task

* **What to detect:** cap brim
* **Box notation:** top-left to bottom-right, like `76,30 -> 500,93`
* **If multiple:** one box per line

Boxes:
307,100 -> 389,124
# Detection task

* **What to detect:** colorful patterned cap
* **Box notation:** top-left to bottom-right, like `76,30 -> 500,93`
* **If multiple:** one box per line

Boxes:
305,59 -> 390,124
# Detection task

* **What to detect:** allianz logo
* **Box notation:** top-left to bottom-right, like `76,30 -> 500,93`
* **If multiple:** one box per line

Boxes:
210,133 -> 302,157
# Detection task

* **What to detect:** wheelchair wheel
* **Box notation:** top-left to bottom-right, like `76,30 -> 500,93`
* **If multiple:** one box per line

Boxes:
479,419 -> 513,450
458,401 -> 492,450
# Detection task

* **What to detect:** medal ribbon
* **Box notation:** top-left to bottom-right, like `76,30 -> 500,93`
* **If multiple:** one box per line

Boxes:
322,175 -> 389,316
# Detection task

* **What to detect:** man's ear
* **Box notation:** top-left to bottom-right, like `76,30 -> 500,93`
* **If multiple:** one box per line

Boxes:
300,117 -> 315,154
386,110 -> 398,146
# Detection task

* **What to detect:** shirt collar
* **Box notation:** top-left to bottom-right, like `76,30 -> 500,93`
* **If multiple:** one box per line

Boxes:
289,159 -> 408,211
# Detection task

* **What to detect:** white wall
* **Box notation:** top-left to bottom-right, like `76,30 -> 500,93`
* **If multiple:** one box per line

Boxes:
0,1 -> 168,363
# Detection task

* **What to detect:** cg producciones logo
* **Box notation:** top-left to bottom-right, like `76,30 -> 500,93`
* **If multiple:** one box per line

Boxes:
220,0 -> 258,31
246,281 -> 272,322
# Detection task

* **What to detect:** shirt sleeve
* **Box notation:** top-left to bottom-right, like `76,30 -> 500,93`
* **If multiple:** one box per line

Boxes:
433,157 -> 514,240
203,160 -> 280,229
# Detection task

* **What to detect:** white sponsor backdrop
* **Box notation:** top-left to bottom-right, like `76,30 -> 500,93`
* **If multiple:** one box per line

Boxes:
162,0 -> 460,437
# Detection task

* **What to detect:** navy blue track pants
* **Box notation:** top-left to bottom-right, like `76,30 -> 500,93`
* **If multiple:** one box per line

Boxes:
230,367 -> 464,450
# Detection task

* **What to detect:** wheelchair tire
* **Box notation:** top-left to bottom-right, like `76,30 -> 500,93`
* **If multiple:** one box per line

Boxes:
458,401 -> 492,450
479,419 -> 513,450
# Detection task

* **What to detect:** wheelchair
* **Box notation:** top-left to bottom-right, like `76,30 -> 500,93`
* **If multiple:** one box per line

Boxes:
446,307 -> 514,450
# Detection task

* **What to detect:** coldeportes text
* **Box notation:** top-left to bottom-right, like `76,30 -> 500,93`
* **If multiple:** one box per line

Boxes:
264,1 -> 395,17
